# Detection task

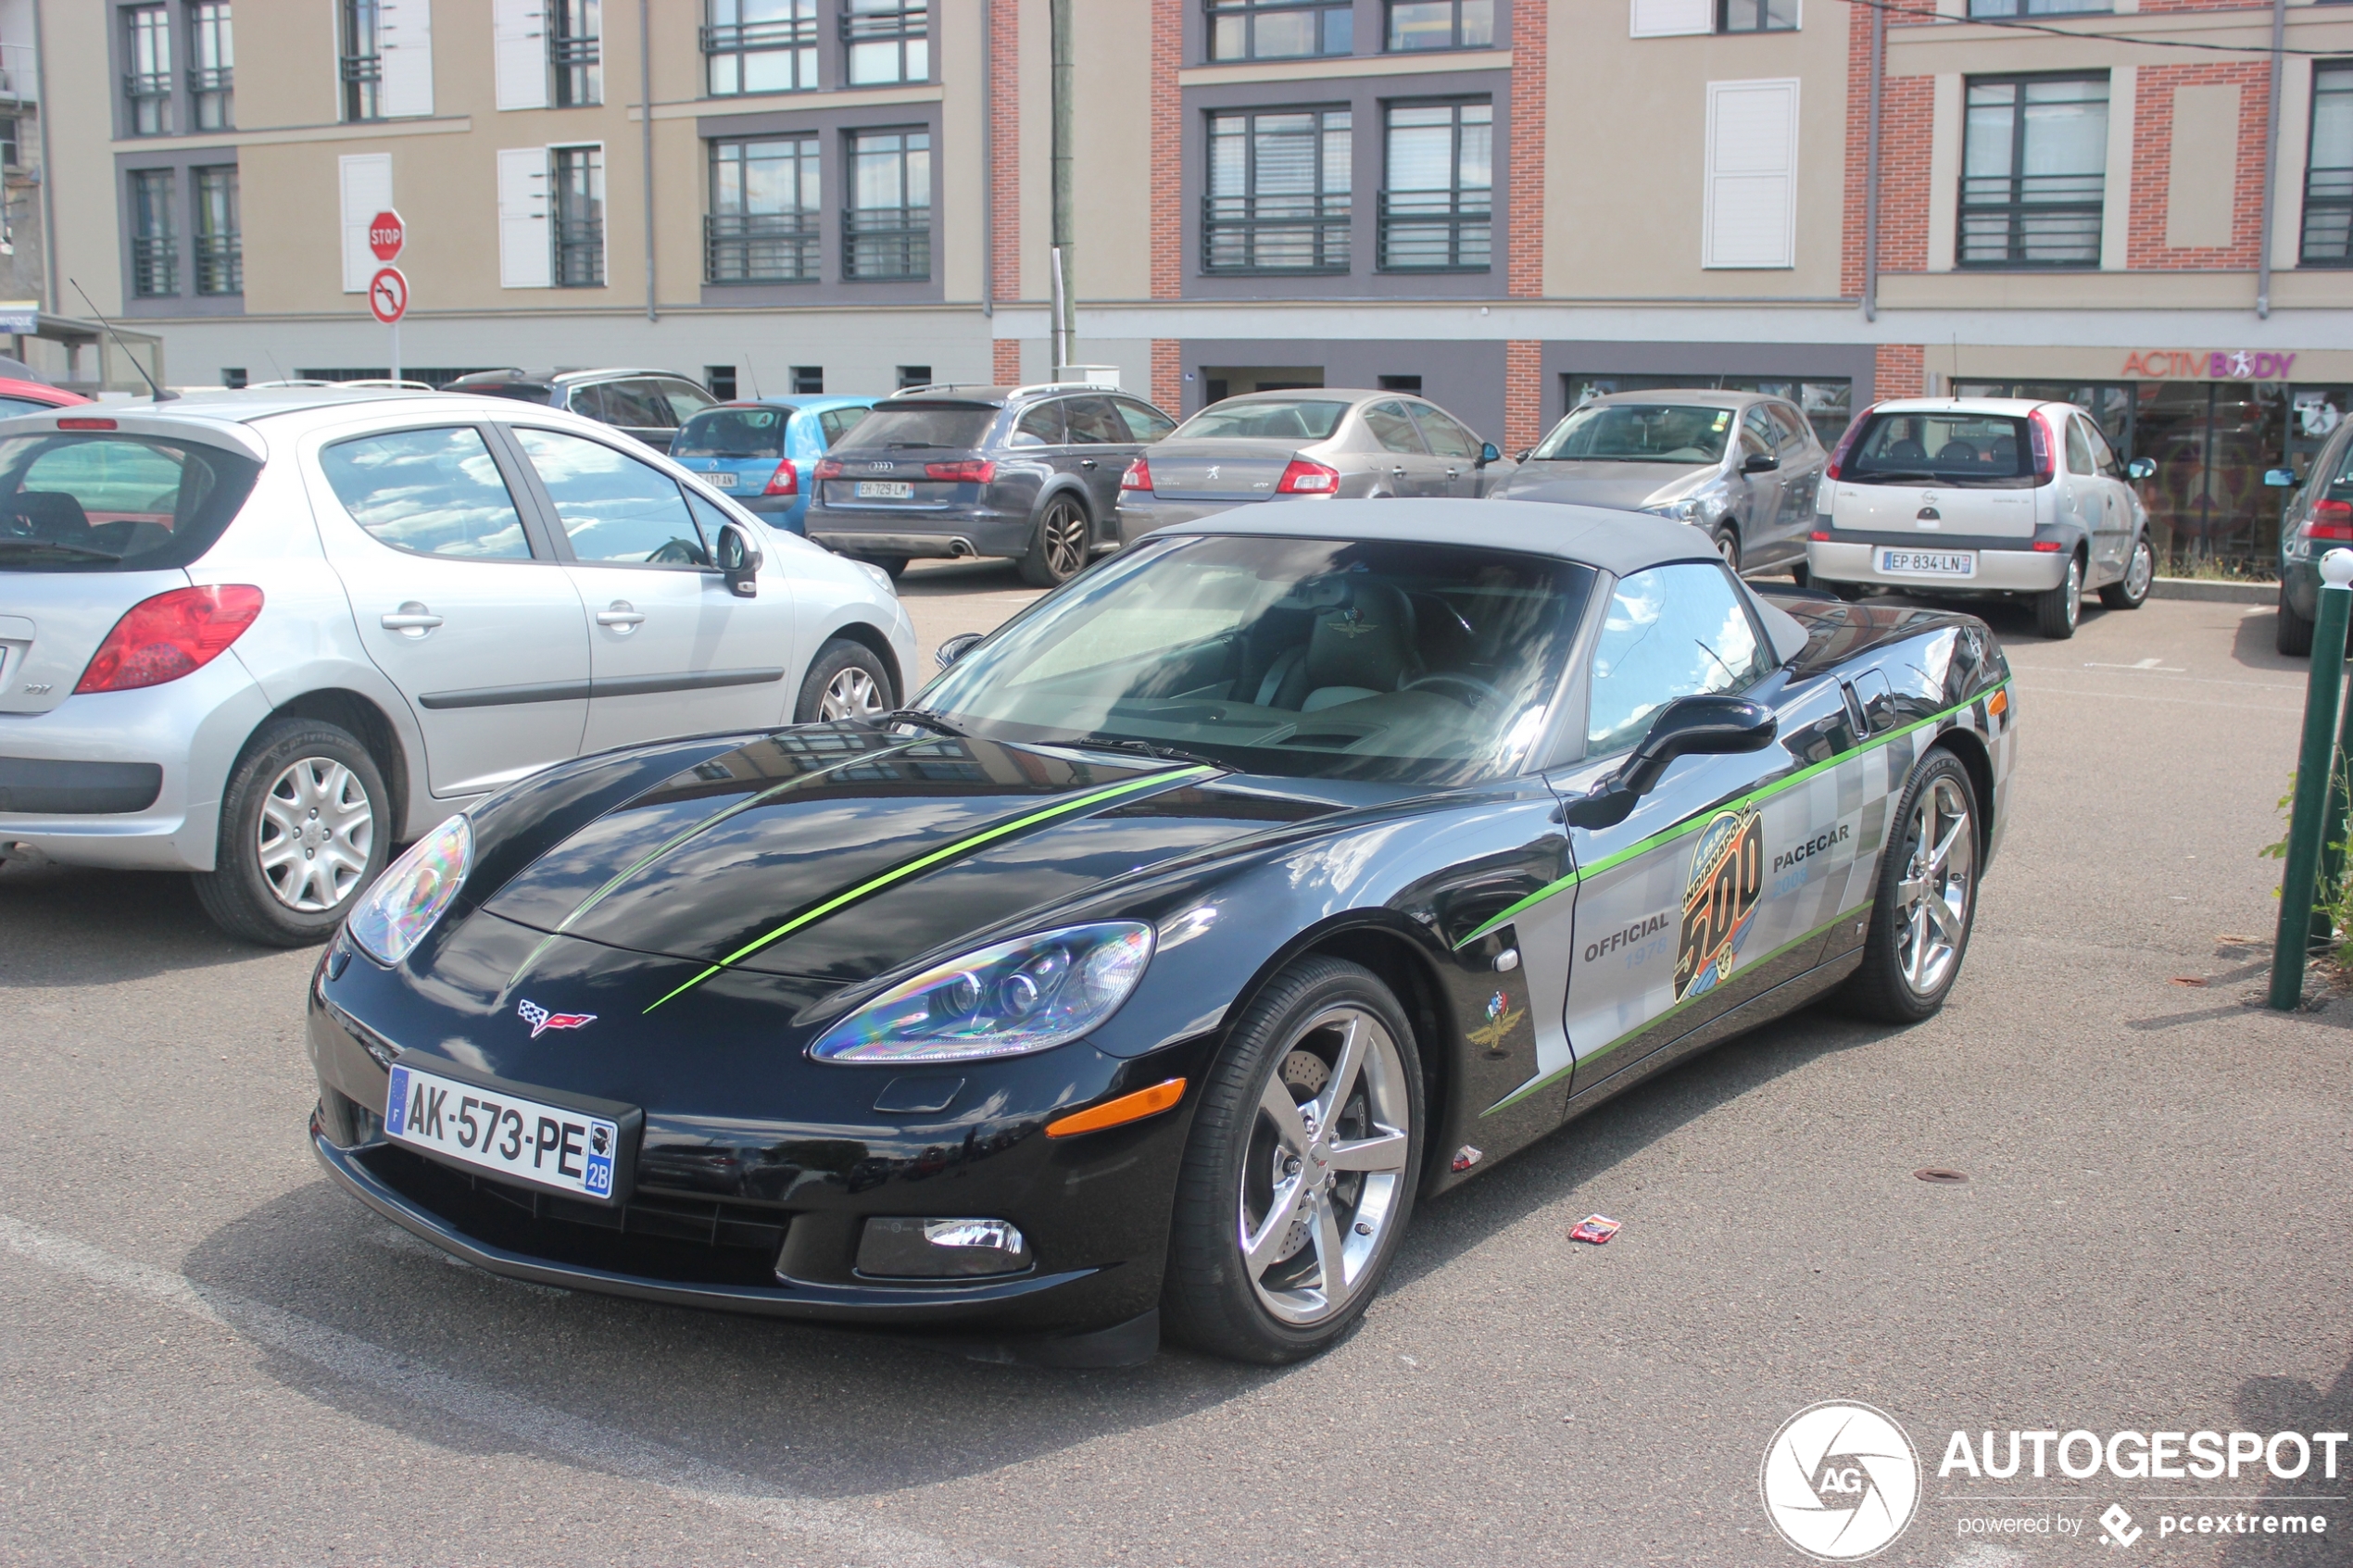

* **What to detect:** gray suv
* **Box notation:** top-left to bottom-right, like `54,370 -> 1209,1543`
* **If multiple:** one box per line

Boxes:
805,383 -> 1178,585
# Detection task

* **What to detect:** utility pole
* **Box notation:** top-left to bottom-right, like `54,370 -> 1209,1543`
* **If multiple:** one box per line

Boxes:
1051,0 -> 1073,373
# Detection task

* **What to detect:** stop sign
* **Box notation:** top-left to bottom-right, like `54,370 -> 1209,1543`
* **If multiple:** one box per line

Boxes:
368,209 -> 405,262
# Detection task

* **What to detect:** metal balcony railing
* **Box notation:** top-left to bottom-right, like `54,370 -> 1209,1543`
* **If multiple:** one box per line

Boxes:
2302,168 -> 2353,266
700,17 -> 820,54
705,211 -> 821,283
1957,172 -> 2104,267
131,236 -> 178,298
123,70 -> 171,135
554,218 -> 605,287
550,35 -> 600,68
339,53 -> 382,84
195,233 -> 242,295
843,207 -> 930,280
1377,189 -> 1491,271
1202,192 -> 1351,274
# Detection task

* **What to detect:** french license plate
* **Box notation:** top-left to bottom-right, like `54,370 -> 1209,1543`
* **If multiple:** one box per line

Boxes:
708,471 -> 738,489
1878,548 -> 1976,579
384,1061 -> 618,1199
855,481 -> 913,500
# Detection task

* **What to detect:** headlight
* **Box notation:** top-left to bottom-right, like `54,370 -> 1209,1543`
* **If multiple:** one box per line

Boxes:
810,921 -> 1154,1063
346,813 -> 472,966
1640,495 -> 1709,525
850,558 -> 896,594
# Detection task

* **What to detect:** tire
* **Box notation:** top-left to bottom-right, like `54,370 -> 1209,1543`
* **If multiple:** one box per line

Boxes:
191,718 -> 391,947
2279,581 -> 2316,658
1789,562 -> 1810,589
794,636 -> 895,723
1828,580 -> 1868,603
2098,533 -> 2155,609
1018,494 -> 1090,588
1835,749 -> 1981,1024
2032,554 -> 2083,640
1163,956 -> 1425,1364
850,553 -> 908,580
1710,524 -> 1742,573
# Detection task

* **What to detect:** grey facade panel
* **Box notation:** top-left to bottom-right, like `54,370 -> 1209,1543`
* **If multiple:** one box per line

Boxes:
1176,335 -> 1508,443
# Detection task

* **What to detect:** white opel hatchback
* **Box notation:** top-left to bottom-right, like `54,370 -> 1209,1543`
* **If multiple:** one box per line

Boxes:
0,389 -> 916,943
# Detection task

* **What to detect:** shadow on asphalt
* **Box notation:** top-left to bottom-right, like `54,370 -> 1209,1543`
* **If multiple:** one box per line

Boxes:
894,558 -> 1032,596
2233,607 -> 2304,675
0,856 -> 267,985
2219,1348 -> 2353,1566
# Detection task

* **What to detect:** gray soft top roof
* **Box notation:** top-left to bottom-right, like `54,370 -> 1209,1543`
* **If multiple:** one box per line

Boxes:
1156,497 -> 1723,578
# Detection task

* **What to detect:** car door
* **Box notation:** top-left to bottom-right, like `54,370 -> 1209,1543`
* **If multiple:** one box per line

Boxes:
307,422 -> 592,798
1406,401 -> 1485,496
1360,399 -> 1441,496
1735,408 -> 1785,552
1063,395 -> 1138,526
2073,412 -> 2130,579
506,423 -> 797,751
2054,409 -> 2105,566
1764,402 -> 1823,561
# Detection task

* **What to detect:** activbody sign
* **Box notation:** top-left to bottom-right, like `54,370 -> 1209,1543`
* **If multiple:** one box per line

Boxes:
2120,349 -> 2298,381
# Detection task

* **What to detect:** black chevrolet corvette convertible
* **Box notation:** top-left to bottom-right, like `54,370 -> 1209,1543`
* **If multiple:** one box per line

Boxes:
309,499 -> 2016,1365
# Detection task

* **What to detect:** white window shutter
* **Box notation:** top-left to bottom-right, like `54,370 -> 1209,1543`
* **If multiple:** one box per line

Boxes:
379,0 -> 434,119
339,153 -> 394,293
1630,0 -> 1712,37
497,146 -> 552,288
1704,79 -> 1799,269
494,0 -> 547,112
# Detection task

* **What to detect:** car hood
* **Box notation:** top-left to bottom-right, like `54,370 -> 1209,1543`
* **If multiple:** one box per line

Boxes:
1493,460 -> 1718,510
477,727 -> 1340,992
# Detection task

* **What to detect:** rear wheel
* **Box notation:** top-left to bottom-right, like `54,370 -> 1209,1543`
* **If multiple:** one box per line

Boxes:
1019,495 -> 1090,588
1828,580 -> 1868,603
192,718 -> 390,947
2032,555 -> 2082,639
2099,533 -> 2154,609
1836,749 -> 1980,1024
2279,581 -> 2316,657
795,636 -> 895,723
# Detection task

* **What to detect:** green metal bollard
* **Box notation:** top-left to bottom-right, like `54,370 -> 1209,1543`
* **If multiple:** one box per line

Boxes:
2271,548 -> 2353,1009
2320,660 -> 2353,948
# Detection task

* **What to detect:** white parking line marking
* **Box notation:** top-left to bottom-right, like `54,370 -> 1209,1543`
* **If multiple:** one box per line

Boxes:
0,1214 -> 1010,1568
2006,664 -> 2299,693
2012,685 -> 2300,713
2083,658 -> 2186,672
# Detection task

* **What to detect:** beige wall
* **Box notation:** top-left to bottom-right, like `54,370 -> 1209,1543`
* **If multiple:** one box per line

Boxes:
43,0 -> 122,315
1069,0 -> 1151,305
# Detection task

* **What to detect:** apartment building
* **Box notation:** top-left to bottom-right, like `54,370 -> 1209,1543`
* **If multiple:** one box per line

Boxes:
39,0 -> 2353,562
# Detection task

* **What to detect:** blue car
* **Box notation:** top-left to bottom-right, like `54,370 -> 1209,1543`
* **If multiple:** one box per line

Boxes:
669,396 -> 877,534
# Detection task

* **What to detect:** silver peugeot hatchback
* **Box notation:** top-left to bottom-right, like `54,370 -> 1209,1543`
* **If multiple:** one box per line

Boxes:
0,389 -> 915,944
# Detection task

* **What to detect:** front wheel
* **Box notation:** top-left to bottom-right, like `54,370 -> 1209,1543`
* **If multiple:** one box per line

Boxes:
1710,524 -> 1742,573
2032,555 -> 2082,639
1018,495 -> 1090,588
2279,581 -> 2316,657
794,636 -> 895,723
2099,534 -> 2154,609
192,718 -> 390,947
1163,957 -> 1424,1364
1835,749 -> 1980,1024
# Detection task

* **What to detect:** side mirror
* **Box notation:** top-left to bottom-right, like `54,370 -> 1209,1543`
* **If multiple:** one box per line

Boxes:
1742,451 -> 1780,474
2264,467 -> 2297,488
1478,441 -> 1502,469
935,631 -> 983,670
2128,457 -> 2158,481
715,521 -> 762,597
1563,696 -> 1779,830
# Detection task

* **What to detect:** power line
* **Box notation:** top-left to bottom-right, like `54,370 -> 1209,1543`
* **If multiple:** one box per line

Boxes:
1847,0 -> 2341,59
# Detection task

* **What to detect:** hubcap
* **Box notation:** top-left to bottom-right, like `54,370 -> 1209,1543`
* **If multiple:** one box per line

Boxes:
1893,776 -> 1973,997
1237,1006 -> 1411,1326
1716,531 -> 1739,571
2125,539 -> 2154,599
1043,503 -> 1087,579
2063,560 -> 2082,626
257,756 -> 373,912
820,665 -> 885,721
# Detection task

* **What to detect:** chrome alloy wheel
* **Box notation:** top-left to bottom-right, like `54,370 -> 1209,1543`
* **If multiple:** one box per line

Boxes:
1238,1005 -> 1412,1326
819,664 -> 886,721
257,756 -> 375,912
1041,499 -> 1088,580
2124,536 -> 2155,600
2060,558 -> 2082,629
1894,774 -> 1973,997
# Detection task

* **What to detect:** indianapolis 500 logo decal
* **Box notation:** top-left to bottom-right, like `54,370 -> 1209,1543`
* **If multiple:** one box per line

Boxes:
1677,806 -> 1763,1001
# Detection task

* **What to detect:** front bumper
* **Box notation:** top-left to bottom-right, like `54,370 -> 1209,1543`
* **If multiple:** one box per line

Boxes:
1807,538 -> 2070,594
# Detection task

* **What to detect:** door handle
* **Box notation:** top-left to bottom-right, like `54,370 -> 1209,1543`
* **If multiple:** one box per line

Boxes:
1079,458 -> 1099,469
597,601 -> 647,629
380,603 -> 443,634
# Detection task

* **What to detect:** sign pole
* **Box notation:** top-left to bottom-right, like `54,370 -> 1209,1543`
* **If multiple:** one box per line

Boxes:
389,320 -> 401,385
366,208 -> 407,384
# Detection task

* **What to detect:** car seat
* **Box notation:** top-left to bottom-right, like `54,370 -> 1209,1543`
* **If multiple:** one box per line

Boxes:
1936,440 -> 1980,464
1253,578 -> 1423,710
1887,438 -> 1929,462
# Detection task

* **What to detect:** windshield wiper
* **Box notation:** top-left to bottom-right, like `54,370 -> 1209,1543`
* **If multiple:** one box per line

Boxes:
1854,470 -> 1939,483
879,707 -> 967,737
886,442 -> 958,450
1076,734 -> 1222,771
0,538 -> 124,562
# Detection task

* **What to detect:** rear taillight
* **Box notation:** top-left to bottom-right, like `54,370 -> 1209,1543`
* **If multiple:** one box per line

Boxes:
1120,457 -> 1152,492
57,417 -> 116,432
762,459 -> 799,497
925,458 -> 995,483
1809,531 -> 1831,542
813,457 -> 846,481
2308,498 -> 2353,541
74,584 -> 264,695
1822,407 -> 1870,482
1276,458 -> 1341,495
2028,412 -> 2057,483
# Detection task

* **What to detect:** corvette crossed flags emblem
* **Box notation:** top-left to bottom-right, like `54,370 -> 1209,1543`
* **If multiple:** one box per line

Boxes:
517,998 -> 597,1038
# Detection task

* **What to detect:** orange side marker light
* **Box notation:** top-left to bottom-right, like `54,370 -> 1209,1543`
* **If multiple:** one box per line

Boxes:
1045,1078 -> 1187,1139
1987,688 -> 2008,721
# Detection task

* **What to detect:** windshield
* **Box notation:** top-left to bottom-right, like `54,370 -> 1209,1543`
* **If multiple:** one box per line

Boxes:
1843,411 -> 2037,488
1173,400 -> 1351,442
839,406 -> 996,451
920,536 -> 1594,786
674,406 -> 786,458
1531,403 -> 1732,464
0,433 -> 261,571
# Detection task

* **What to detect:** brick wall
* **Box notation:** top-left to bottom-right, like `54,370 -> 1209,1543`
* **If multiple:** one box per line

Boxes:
993,339 -> 1023,383
989,0 -> 1020,304
1151,338 -> 1182,414
1505,0 -> 1545,299
1875,344 -> 1925,401
1504,341 -> 1543,454
1151,0 -> 1183,300
2127,60 -> 2271,270
1841,5 -> 1931,294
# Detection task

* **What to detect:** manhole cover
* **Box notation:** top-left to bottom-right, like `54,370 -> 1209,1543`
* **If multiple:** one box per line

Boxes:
1914,1168 -> 1969,1185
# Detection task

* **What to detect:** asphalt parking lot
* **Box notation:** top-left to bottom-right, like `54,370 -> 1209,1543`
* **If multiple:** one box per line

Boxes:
1,577 -> 2343,1567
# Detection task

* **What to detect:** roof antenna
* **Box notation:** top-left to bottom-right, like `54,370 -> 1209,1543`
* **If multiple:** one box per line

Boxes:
742,348 -> 762,399
1950,332 -> 1960,402
262,345 -> 289,384
69,278 -> 176,401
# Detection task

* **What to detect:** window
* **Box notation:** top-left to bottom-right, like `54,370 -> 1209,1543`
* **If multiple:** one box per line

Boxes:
1718,0 -> 1797,31
1379,101 -> 1491,270
2064,414 -> 2095,475
844,0 -> 928,86
321,427 -> 533,559
2303,64 -> 2353,266
708,134 -> 819,282
125,6 -> 172,137
0,119 -> 19,169
817,406 -> 863,444
1411,403 -> 1482,459
552,144 -> 605,287
706,366 -> 737,399
705,0 -> 817,95
221,368 -> 247,387
343,0 -> 429,119
1114,398 -> 1178,442
1704,79 -> 1798,269
552,0 -> 601,107
1011,400 -> 1065,446
1960,74 -> 2108,268
793,365 -> 824,393
130,169 -> 178,297
846,129 -> 930,281
1204,108 -> 1352,274
514,426 -> 712,566
194,166 -> 241,295
1208,0 -> 1351,61
1583,563 -> 1768,757
895,364 -> 933,389
0,434 -> 262,574
1969,0 -> 2107,16
188,2 -> 233,130
1386,0 -> 1492,52
1565,372 -> 1851,447
1363,400 -> 1428,454
1065,397 -> 1130,445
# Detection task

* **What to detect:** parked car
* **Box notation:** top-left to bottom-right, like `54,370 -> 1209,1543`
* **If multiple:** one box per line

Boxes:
1486,389 -> 1824,576
447,369 -> 719,453
1807,397 -> 2157,641
806,383 -> 1178,585
0,388 -> 916,945
0,377 -> 90,418
2269,425 -> 2353,656
305,498 -> 2014,1366
667,396 -> 877,535
1115,389 -> 1511,541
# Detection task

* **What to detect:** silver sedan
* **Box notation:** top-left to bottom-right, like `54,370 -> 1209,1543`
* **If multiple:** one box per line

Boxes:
1114,389 -> 1514,542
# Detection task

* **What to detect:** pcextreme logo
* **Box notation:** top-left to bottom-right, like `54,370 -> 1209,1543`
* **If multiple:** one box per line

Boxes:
1762,1401 -> 1921,1561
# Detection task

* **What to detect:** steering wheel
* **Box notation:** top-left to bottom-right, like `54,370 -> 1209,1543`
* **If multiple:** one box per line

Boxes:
1402,672 -> 1503,710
